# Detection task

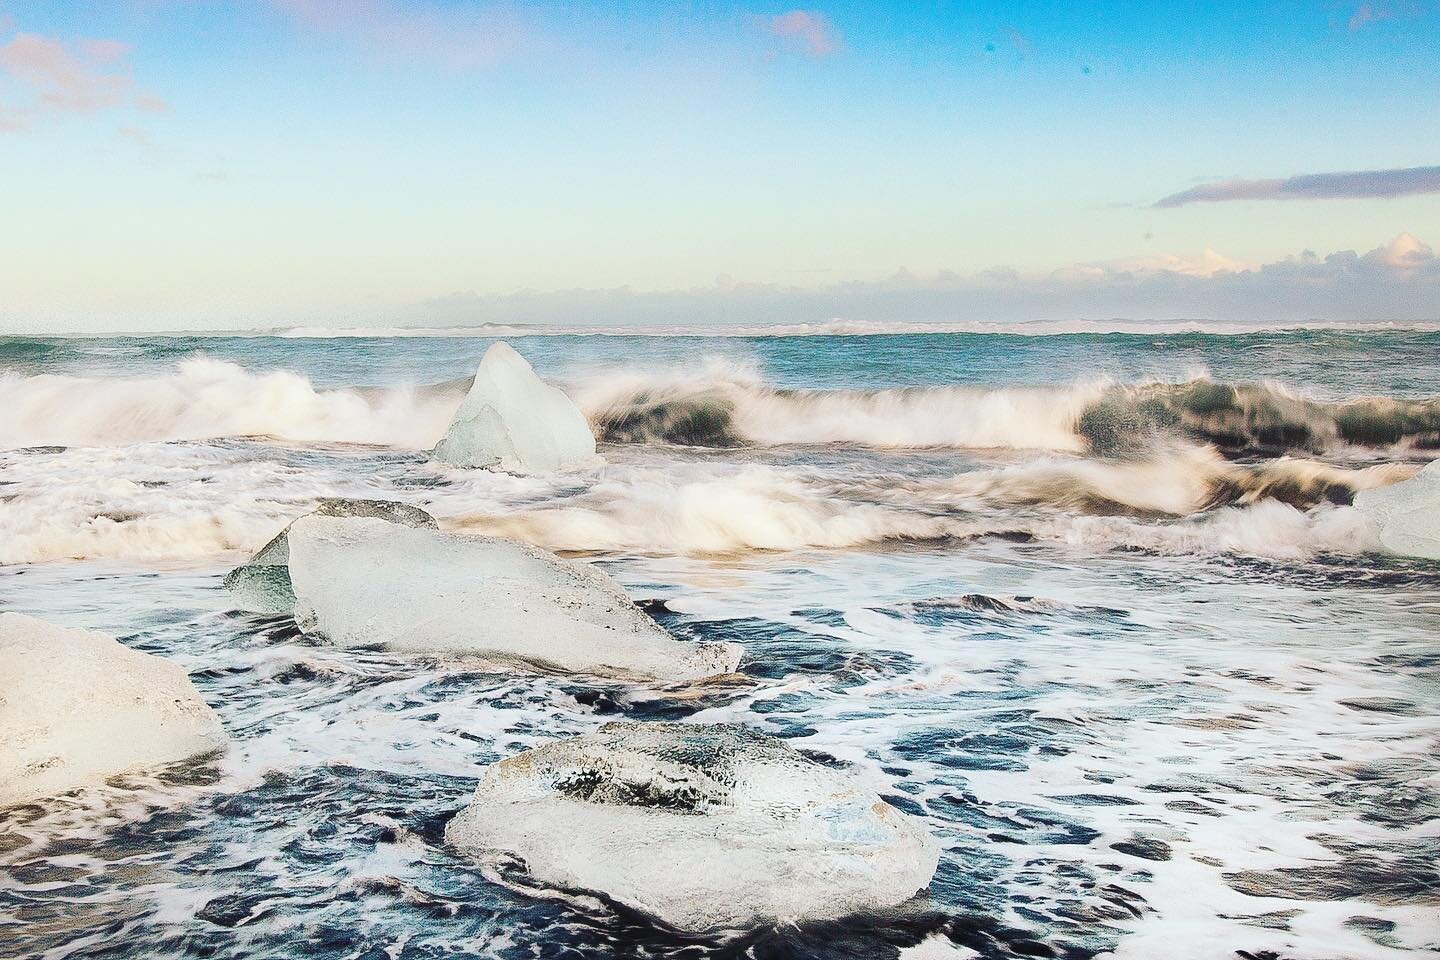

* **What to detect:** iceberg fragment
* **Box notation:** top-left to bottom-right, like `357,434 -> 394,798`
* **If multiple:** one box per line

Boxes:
444,722 -> 940,932
432,342 -> 598,473
0,613 -> 228,808
224,498 -> 437,613
1354,460 -> 1440,560
286,516 -> 740,681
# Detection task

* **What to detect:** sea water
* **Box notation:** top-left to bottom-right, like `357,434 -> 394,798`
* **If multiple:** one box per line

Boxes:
0,328 -> 1436,959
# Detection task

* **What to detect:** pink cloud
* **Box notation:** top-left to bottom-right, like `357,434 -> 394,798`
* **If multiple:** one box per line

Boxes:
115,124 -> 154,148
763,10 -> 840,58
1345,0 -> 1434,30
1349,2 -> 1384,29
0,30 -> 167,131
79,38 -> 132,65
268,0 -> 522,69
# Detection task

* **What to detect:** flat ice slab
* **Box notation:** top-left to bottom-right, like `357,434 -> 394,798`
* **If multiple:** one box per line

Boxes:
445,722 -> 940,932
432,342 -> 598,473
1355,460 -> 1440,560
0,613 -> 227,808
224,498 -> 437,613
286,516 -> 740,681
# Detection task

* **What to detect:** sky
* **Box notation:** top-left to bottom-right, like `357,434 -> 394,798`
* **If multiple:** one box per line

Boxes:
1,0 -> 1438,331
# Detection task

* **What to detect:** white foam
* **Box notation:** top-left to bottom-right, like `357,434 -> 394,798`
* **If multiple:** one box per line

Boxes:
925,446 -> 1407,517
460,463 -> 1382,559
286,516 -> 740,681
577,361 -> 1101,451
0,445 -> 301,565
433,343 -> 598,472
0,356 -> 458,450
0,613 -> 228,807
444,722 -> 940,931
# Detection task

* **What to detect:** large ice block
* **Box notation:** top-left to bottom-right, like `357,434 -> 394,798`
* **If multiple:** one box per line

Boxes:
286,516 -> 740,681
223,498 -> 437,613
445,722 -> 940,931
1354,460 -> 1440,560
0,613 -> 227,808
432,342 -> 598,473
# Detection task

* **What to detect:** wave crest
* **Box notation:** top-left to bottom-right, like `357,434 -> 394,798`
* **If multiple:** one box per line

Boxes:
0,358 -> 461,450
584,367 -> 1440,455
454,461 -> 1392,559
3,355 -> 1436,461
582,367 -> 1098,452
1081,381 -> 1440,455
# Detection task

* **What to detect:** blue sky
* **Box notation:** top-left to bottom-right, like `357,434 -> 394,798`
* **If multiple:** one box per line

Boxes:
1,0 -> 1438,329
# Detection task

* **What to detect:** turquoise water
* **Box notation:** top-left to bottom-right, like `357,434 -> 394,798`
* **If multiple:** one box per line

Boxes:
1,330 -> 1437,959
4,330 -> 1440,395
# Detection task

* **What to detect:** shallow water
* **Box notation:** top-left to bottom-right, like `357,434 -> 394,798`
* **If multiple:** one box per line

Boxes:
1,330 -> 1437,959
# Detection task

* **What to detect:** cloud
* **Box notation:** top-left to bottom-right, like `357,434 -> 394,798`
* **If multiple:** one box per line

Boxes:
1350,2 -> 1388,29
1345,0 -> 1436,30
404,235 -> 1440,329
762,10 -> 840,58
1368,232 -> 1433,270
114,124 -> 154,148
268,0 -> 522,69
1344,0 -> 1440,31
0,30 -> 166,131
1155,165 -> 1440,207
1075,249 -> 1255,279
1004,26 -> 1031,56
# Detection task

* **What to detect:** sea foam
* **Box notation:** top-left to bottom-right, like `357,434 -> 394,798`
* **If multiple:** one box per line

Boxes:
0,357 -> 459,450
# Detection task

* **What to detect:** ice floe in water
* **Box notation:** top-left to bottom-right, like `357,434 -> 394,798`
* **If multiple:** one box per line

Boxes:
0,613 -> 227,807
444,722 -> 940,932
432,342 -> 598,473
286,516 -> 740,681
1355,460 -> 1440,559
223,498 -> 438,613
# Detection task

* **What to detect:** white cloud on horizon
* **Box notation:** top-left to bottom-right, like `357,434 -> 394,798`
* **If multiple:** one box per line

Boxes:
5,235 -> 1436,333
405,235 -> 1440,329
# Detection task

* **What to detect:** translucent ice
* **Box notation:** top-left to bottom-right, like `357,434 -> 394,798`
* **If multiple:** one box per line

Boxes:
444,722 -> 939,931
0,613 -> 227,808
286,517 -> 740,681
1354,460 -> 1440,560
432,342 -> 598,473
224,498 -> 437,613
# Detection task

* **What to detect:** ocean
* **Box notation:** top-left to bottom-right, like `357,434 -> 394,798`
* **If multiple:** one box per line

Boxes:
1,328 -> 1437,959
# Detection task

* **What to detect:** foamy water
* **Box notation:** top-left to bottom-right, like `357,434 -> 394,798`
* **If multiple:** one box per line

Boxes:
1,330 -> 1437,960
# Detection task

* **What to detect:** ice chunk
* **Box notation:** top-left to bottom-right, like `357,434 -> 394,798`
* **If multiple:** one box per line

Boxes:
1354,460 -> 1440,560
286,516 -> 740,681
224,498 -> 437,613
0,613 -> 228,808
444,722 -> 939,931
432,342 -> 598,473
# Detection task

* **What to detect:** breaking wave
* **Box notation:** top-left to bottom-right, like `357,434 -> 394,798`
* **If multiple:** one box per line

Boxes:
1079,380 -> 1440,455
579,366 -> 1098,451
585,369 -> 1440,455
455,461 -> 1393,559
909,446 -> 1414,516
3,354 -> 1436,459
0,357 -> 463,450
